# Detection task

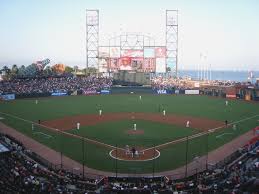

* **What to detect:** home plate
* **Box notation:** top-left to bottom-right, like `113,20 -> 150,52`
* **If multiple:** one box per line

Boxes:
0,117 -> 4,120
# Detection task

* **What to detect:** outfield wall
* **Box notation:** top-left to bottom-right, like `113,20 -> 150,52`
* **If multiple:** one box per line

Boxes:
5,85 -> 259,101
111,86 -> 153,94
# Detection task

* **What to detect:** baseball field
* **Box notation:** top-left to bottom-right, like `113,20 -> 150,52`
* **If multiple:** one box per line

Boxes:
0,94 -> 258,174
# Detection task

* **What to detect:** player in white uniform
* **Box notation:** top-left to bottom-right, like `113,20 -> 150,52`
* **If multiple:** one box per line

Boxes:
225,100 -> 228,106
139,95 -> 142,100
186,120 -> 190,128
77,122 -> 80,130
99,109 -> 102,116
134,123 -> 137,130
163,110 -> 166,116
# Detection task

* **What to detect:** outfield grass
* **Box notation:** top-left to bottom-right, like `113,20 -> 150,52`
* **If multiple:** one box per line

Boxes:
0,95 -> 258,173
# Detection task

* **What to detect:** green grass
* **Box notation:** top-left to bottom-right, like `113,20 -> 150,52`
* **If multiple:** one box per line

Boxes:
0,95 -> 258,173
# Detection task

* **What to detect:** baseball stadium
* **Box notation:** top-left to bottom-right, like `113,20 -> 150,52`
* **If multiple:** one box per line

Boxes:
0,2 -> 259,194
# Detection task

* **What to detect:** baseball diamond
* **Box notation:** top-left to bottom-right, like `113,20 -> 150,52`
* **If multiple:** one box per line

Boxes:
1,3 -> 259,193
0,94 -> 258,174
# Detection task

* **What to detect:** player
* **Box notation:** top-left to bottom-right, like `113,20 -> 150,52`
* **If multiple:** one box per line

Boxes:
163,110 -> 166,116
131,147 -> 136,158
139,95 -> 142,100
135,150 -> 139,157
35,99 -> 38,105
225,120 -> 228,127
31,123 -> 34,131
225,100 -> 228,106
99,109 -> 102,116
125,145 -> 130,155
233,124 -> 237,130
77,122 -> 80,130
134,123 -> 137,130
186,120 -> 190,128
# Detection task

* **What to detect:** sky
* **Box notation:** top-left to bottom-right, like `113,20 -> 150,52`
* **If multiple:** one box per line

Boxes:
0,0 -> 259,70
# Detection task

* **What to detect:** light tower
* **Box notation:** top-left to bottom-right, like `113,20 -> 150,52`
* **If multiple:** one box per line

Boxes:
166,10 -> 178,77
86,10 -> 99,69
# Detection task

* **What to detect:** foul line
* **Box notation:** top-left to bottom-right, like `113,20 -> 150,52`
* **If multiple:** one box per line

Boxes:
0,111 -> 124,151
216,132 -> 233,139
33,132 -> 53,139
142,114 -> 259,152
0,111 -> 258,153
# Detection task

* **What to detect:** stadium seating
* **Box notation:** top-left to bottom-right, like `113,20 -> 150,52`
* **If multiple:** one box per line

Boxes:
0,132 -> 258,194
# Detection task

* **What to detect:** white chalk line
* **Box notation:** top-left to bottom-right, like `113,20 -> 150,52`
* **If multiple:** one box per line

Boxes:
142,114 -> 259,152
216,132 -> 233,139
0,111 -> 123,151
33,132 -> 53,139
0,111 -> 258,153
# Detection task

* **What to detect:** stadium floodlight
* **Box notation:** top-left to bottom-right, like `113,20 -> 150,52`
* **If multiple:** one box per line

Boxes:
86,10 -> 99,70
166,10 -> 178,76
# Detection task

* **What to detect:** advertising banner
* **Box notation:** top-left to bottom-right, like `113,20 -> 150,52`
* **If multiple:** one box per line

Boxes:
155,47 -> 166,58
185,90 -> 200,95
109,47 -> 120,58
121,50 -> 143,58
1,94 -> 15,100
83,90 -> 97,95
226,94 -> 236,98
51,92 -> 67,96
155,89 -> 167,94
101,90 -> 111,94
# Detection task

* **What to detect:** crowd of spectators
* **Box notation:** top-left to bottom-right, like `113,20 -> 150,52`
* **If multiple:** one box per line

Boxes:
151,76 -> 194,90
0,133 -> 101,194
0,76 -> 113,95
0,132 -> 258,194
151,76 -> 259,91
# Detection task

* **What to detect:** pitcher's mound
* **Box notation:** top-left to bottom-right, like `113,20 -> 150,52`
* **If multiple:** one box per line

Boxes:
126,130 -> 144,135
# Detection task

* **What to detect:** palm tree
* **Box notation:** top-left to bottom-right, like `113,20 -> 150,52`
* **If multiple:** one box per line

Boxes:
2,66 -> 11,75
43,66 -> 53,76
11,64 -> 18,78
1,66 -> 11,80
18,65 -> 26,77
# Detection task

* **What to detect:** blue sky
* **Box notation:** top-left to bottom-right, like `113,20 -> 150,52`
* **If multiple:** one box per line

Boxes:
0,0 -> 258,70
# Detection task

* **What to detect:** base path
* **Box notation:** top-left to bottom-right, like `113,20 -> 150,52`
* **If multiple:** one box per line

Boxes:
42,112 -> 223,131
